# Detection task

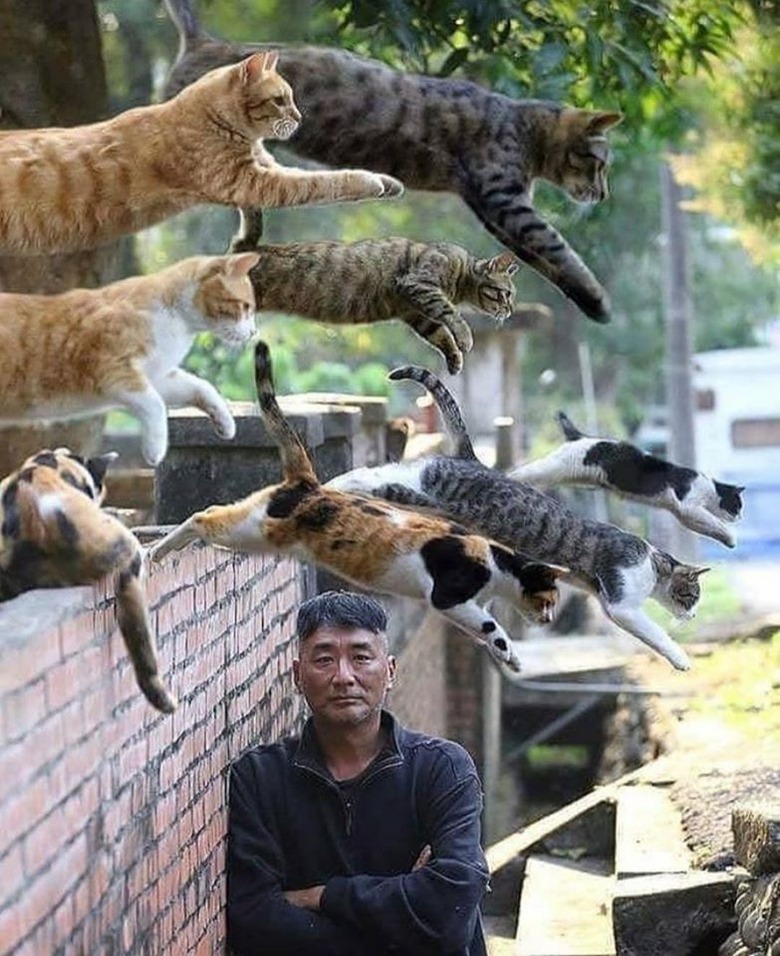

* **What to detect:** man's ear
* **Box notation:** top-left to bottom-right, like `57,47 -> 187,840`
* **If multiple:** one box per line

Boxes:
386,655 -> 397,688
292,658 -> 302,690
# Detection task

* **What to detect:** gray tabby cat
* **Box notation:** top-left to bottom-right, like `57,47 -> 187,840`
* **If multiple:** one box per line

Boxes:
327,368 -> 711,671
162,0 -> 621,323
251,238 -> 518,373
510,411 -> 744,548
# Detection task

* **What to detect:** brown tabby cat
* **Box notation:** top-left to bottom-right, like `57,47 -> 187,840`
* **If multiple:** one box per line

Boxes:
251,239 -> 519,373
0,50 -> 402,256
149,341 -> 569,675
0,448 -> 176,713
0,253 -> 259,465
163,0 -> 620,322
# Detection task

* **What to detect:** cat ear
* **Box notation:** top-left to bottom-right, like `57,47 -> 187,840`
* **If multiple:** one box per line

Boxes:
527,561 -> 570,580
225,252 -> 260,277
239,51 -> 277,84
86,452 -> 119,487
586,111 -> 623,135
486,252 -> 521,276
690,566 -> 711,577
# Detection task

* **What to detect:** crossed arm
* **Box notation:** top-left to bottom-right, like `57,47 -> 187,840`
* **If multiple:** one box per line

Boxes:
226,754 -> 489,956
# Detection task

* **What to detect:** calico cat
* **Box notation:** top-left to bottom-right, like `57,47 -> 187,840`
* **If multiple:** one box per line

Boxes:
327,367 -> 711,672
509,411 -> 744,548
251,239 -> 518,373
0,50 -> 401,256
148,342 -> 570,674
0,448 -> 176,713
162,0 -> 621,322
0,253 -> 259,465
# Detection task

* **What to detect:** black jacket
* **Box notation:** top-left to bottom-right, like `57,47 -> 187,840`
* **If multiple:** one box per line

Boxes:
227,711 -> 490,956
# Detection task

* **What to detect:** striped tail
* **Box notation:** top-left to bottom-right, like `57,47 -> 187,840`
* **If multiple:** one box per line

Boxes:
254,341 -> 316,481
388,366 -> 477,461
556,411 -> 586,441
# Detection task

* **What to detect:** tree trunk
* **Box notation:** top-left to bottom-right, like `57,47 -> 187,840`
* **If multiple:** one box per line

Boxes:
0,0 -> 121,471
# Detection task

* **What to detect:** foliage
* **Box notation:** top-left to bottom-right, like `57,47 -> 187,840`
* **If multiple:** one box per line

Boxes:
670,14 -> 780,264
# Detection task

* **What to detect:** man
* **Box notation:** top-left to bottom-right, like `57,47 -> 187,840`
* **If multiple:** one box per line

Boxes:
227,590 -> 490,955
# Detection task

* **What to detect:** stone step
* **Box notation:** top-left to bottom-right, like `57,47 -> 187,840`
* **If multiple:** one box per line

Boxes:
615,784 -> 690,879
515,855 -> 615,956
612,871 -> 736,956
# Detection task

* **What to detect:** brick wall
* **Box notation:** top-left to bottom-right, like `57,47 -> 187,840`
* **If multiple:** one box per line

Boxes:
389,609 -> 449,739
0,545 -> 308,956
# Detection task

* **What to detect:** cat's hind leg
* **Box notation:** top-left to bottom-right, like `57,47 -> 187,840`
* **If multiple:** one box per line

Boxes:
436,599 -> 522,673
230,207 -> 265,253
157,368 -> 236,440
115,384 -> 169,465
677,505 -> 736,548
604,603 -> 691,670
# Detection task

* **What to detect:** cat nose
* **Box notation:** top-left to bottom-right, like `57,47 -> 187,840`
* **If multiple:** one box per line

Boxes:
289,105 -> 302,123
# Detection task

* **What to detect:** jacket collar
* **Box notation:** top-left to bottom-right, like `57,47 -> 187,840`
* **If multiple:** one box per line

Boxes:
292,709 -> 404,783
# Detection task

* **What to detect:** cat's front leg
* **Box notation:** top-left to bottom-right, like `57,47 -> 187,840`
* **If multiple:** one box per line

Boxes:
395,277 -> 473,374
157,369 -> 236,440
147,514 -> 204,562
462,179 -> 610,323
604,603 -> 691,670
223,163 -> 404,210
677,505 -> 736,548
435,600 -> 522,674
116,385 -> 169,465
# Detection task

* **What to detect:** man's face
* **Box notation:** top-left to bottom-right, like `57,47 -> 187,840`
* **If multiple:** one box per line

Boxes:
293,626 -> 396,727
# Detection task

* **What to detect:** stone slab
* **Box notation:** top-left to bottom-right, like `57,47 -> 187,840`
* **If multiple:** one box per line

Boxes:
615,784 -> 690,878
733,805 -> 780,876
613,871 -> 736,956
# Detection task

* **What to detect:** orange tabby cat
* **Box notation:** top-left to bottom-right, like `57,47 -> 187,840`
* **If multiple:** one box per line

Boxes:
0,253 -> 259,464
0,51 -> 402,256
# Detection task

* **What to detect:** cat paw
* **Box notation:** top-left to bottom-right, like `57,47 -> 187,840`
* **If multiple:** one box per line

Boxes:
444,350 -> 464,375
211,411 -> 236,440
141,434 -> 168,466
377,174 -> 404,198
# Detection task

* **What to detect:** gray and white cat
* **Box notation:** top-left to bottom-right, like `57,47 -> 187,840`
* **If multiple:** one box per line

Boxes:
327,368 -> 711,671
510,411 -> 744,548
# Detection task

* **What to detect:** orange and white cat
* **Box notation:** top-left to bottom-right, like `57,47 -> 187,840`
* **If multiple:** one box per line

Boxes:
0,51 -> 402,256
0,253 -> 259,464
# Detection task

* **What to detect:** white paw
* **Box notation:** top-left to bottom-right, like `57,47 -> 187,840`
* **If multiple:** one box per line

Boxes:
142,431 -> 167,465
210,409 -> 236,440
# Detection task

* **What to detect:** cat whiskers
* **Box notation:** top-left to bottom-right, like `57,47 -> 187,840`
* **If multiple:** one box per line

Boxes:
272,118 -> 299,140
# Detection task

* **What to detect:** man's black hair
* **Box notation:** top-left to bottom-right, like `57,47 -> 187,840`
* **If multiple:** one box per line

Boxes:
296,591 -> 387,642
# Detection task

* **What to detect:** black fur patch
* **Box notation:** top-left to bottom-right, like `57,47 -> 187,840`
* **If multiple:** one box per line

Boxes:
489,544 -> 527,580
266,482 -> 316,519
714,481 -> 743,518
1,482 -> 20,539
296,500 -> 339,532
18,468 -> 35,484
481,621 -> 497,634
519,562 -> 559,594
421,536 -> 490,610
55,510 -> 79,548
583,441 -> 696,500
60,471 -> 94,498
3,540 -> 47,591
32,452 -> 58,469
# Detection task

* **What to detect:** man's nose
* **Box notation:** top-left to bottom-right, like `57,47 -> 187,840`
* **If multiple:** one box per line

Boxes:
333,657 -> 356,683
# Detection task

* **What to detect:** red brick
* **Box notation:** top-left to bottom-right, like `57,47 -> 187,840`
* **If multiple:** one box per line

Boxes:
0,903 -> 25,955
5,680 -> 47,743
0,774 -> 51,857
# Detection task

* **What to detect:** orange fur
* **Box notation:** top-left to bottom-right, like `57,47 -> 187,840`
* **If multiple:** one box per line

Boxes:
0,51 -> 402,256
0,253 -> 259,464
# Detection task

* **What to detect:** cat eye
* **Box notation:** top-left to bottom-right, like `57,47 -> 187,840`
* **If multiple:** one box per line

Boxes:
272,95 -> 286,106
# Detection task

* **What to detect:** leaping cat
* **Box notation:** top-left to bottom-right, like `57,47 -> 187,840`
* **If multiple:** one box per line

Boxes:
327,368 -> 710,671
509,411 -> 744,548
148,342 -> 570,676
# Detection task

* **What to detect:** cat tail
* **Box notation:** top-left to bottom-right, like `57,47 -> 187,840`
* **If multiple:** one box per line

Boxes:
115,551 -> 177,714
556,411 -> 586,441
388,366 -> 478,461
162,0 -> 207,52
255,341 -> 317,482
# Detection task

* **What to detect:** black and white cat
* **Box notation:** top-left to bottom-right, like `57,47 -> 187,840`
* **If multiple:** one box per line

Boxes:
510,411 -> 744,548
327,368 -> 711,671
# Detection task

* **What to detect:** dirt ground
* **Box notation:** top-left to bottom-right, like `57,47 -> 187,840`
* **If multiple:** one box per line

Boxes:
628,625 -> 780,869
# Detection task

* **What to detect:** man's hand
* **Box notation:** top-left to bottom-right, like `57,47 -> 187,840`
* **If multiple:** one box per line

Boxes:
412,845 -> 432,872
283,886 -> 325,910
